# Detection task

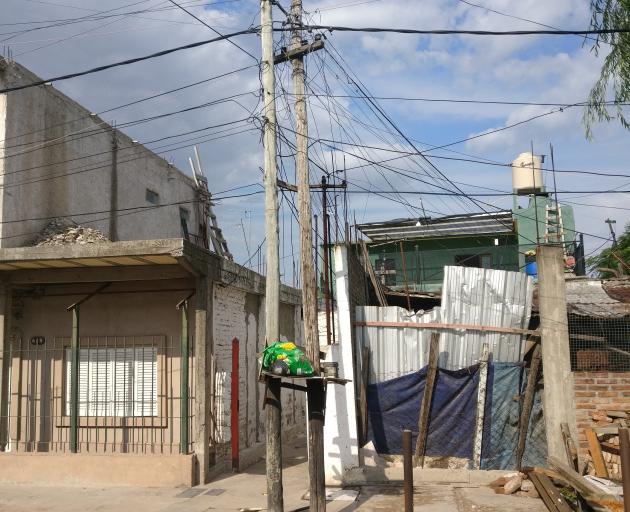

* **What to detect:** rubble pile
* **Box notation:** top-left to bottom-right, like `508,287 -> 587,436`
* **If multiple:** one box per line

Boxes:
490,472 -> 539,499
32,219 -> 110,246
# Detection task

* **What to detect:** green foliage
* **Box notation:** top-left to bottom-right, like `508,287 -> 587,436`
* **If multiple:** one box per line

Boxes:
584,0 -> 630,138
586,222 -> 630,277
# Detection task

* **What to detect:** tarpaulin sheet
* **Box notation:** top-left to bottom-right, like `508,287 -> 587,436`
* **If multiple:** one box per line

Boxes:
367,365 -> 479,457
480,363 -> 547,470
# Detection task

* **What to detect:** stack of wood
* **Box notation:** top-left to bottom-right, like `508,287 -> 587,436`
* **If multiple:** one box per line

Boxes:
516,458 -> 624,511
585,410 -> 629,480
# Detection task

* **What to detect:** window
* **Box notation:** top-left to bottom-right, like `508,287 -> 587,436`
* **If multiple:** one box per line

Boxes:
455,254 -> 492,269
179,207 -> 190,239
66,346 -> 157,417
375,256 -> 396,286
145,188 -> 160,205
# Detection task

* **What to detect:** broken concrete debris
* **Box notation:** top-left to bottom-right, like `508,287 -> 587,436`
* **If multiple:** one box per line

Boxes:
31,218 -> 110,246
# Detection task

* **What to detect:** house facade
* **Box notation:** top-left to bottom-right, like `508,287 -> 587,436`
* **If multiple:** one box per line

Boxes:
358,201 -> 580,294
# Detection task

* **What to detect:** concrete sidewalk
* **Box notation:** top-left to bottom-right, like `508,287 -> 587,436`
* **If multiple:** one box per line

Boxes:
0,440 -> 547,512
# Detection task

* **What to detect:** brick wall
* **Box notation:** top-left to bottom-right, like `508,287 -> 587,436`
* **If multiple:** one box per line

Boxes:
574,371 -> 630,457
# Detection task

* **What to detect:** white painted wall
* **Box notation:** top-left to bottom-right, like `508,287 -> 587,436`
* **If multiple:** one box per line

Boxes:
323,245 -> 360,485
0,59 -> 200,247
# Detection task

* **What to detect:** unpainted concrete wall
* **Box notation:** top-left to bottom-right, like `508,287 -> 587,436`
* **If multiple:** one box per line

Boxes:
0,59 -> 200,247
212,283 -> 305,466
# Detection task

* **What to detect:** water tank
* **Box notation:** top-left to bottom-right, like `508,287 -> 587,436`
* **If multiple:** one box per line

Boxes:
512,152 -> 543,195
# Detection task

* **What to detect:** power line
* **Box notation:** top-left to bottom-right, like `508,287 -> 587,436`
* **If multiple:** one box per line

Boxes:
0,63 -> 257,148
274,25 -> 630,36
0,28 -> 258,94
296,92 -> 630,107
166,0 -> 259,62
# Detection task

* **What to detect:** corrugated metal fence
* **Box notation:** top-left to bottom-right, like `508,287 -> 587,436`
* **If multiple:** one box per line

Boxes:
356,266 -> 533,382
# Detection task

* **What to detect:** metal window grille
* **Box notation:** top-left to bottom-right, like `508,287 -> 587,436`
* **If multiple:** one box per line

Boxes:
65,346 -> 157,417
569,314 -> 630,372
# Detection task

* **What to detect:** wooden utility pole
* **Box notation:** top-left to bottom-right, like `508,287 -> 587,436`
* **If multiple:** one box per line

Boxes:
537,245 -> 577,461
290,1 -> 325,509
261,1 -> 283,510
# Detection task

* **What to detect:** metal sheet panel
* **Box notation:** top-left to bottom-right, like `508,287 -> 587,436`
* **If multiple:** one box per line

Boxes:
356,266 -> 533,382
439,266 -> 533,370
356,306 -> 440,384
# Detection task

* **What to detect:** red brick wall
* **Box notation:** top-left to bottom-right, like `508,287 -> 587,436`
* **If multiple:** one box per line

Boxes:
574,371 -> 630,455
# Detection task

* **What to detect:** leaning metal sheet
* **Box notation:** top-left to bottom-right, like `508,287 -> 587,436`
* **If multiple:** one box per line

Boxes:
439,266 -> 533,370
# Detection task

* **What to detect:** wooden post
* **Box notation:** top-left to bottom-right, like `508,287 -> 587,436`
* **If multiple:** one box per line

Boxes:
537,246 -> 577,461
261,0 -> 283,508
306,379 -> 326,512
261,0 -> 280,345
415,332 -> 439,465
619,428 -> 630,512
402,429 -> 413,512
290,1 -> 326,509
516,342 -> 542,469
231,337 -> 240,472
472,343 -> 489,470
291,0 -> 319,371
265,377 -> 283,512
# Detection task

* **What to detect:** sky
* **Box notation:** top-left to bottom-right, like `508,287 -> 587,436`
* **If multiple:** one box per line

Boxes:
2,0 -> 629,282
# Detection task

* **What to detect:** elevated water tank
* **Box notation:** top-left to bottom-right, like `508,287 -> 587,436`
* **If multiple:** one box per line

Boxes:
512,152 -> 543,195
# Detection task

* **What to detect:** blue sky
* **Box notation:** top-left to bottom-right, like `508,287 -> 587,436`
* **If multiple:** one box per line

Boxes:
3,0 -> 630,280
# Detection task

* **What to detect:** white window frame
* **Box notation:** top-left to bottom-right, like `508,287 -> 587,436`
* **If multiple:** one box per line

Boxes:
65,346 -> 157,417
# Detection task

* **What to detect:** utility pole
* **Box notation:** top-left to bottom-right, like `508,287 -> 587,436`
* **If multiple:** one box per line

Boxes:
290,1 -> 325,509
261,1 -> 283,511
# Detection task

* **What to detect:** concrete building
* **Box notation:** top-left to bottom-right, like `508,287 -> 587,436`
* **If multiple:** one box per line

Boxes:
0,58 -> 201,247
0,239 -> 305,486
0,60 -> 305,487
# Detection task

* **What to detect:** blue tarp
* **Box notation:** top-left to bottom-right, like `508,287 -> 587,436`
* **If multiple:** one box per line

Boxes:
480,363 -> 547,470
367,365 -> 479,457
366,362 -> 547,469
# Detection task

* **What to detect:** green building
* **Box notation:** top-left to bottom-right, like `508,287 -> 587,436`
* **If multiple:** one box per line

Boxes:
357,198 -> 580,294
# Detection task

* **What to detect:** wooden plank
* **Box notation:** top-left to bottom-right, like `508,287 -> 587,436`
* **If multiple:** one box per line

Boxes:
358,346 -> 370,446
561,422 -> 578,471
516,342 -> 542,469
601,442 -> 620,456
360,241 -> 387,307
414,332 -> 439,466
594,425 -> 621,435
472,343 -> 489,470
586,427 -> 609,478
548,455 -> 622,505
530,472 -> 572,512
354,320 -> 539,336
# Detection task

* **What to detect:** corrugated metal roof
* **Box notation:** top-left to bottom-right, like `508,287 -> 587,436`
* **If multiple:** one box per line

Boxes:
357,211 -> 515,242
565,277 -> 630,318
356,266 -> 533,382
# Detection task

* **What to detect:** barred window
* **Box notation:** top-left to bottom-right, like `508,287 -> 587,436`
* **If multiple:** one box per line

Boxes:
65,346 -> 157,417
